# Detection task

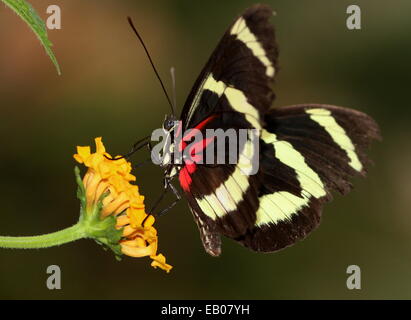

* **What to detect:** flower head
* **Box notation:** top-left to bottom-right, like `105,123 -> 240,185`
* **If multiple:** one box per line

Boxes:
73,137 -> 172,273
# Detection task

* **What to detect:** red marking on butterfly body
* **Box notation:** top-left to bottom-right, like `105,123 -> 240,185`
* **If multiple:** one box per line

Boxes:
178,115 -> 217,192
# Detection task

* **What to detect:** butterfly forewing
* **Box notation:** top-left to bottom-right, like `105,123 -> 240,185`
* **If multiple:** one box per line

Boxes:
180,4 -> 278,129
177,4 -> 279,256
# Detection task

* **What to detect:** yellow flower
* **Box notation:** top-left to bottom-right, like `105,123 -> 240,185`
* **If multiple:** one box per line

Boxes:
73,137 -> 172,273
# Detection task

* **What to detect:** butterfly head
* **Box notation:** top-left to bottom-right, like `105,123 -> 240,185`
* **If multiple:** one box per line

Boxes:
163,114 -> 178,131
159,114 -> 180,171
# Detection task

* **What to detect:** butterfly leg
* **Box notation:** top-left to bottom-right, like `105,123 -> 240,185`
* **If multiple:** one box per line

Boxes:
156,181 -> 181,217
131,138 -> 157,167
142,180 -> 181,226
125,135 -> 153,160
133,158 -> 152,169
155,197 -> 180,218
104,135 -> 152,161
151,180 -> 181,217
147,185 -> 169,215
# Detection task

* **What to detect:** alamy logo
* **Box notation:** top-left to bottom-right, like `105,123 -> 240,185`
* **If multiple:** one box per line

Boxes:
46,5 -> 61,30
346,265 -> 361,290
346,5 -> 361,30
46,265 -> 61,290
150,121 -> 260,175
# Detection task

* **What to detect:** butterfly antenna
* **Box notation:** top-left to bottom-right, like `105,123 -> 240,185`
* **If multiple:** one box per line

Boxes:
127,17 -> 176,116
170,67 -> 177,112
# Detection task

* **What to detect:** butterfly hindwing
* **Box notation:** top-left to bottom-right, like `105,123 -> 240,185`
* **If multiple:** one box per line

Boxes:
238,104 -> 380,252
265,104 -> 381,194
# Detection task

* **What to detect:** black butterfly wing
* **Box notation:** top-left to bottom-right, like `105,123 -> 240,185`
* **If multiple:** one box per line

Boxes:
180,4 -> 278,130
181,133 -> 262,256
177,4 -> 278,256
183,163 -> 260,257
238,104 -> 380,252
177,5 -> 380,256
183,103 -> 380,255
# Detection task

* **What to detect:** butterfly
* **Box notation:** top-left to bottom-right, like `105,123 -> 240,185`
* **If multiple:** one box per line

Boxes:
128,4 -> 380,256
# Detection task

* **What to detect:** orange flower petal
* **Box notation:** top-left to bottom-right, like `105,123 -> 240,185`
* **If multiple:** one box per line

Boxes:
95,137 -> 106,154
75,137 -> 171,272
121,241 -> 156,257
150,254 -> 173,273
74,146 -> 91,163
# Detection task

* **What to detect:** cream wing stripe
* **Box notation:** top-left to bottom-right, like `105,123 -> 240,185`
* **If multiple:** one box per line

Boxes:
261,130 -> 325,198
196,139 -> 255,220
193,73 -> 262,129
306,108 -> 362,172
197,197 -> 218,220
230,17 -> 275,78
225,86 -> 261,130
197,193 -> 227,219
255,129 -> 326,226
187,73 -> 262,129
186,73 -> 223,125
256,192 -> 309,226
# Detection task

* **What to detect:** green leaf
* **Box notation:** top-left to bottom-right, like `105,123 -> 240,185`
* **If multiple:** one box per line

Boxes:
2,0 -> 61,75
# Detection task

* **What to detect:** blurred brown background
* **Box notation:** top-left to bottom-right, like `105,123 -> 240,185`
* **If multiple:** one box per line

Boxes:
0,0 -> 409,299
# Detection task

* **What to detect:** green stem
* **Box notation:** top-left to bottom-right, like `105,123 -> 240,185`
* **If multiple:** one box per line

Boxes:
0,223 -> 87,249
